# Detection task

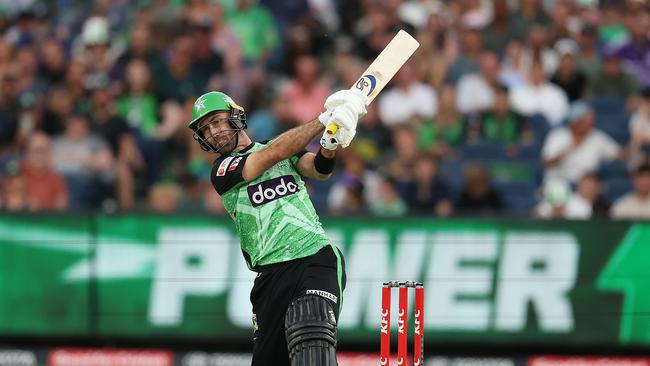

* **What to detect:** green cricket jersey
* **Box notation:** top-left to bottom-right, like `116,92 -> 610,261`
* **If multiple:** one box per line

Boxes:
210,141 -> 331,270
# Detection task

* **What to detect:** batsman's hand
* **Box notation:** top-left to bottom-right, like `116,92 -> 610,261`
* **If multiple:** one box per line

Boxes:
319,104 -> 360,149
319,89 -> 368,129
319,89 -> 368,149
320,126 -> 356,150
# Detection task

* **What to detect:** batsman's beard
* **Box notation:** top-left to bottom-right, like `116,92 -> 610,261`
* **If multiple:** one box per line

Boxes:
211,129 -> 239,155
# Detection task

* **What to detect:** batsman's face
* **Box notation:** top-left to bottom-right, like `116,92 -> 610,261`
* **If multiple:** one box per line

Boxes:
197,111 -> 238,154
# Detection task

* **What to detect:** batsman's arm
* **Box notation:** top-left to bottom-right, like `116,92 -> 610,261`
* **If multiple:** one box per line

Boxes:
242,119 -> 325,181
295,147 -> 336,180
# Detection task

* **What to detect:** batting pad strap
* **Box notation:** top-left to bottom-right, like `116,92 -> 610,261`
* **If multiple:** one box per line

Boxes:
314,149 -> 335,175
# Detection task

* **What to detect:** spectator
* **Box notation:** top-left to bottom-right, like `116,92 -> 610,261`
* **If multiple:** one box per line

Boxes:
535,172 -> 609,219
0,163 -> 26,212
75,17 -> 118,85
397,153 -> 452,216
551,38 -> 588,102
156,34 -> 204,103
148,182 -> 182,213
547,0 -> 573,42
38,37 -> 67,86
629,88 -> 650,163
445,27 -> 483,85
352,102 -> 392,165
418,85 -> 466,157
542,101 -> 624,183
522,25 -> 559,75
42,87 -> 73,136
327,152 -> 380,214
456,51 -> 501,114
458,0 -> 491,30
328,174 -> 367,216
413,9 -> 453,89
455,163 -> 503,215
280,54 -> 330,124
578,172 -> 611,217
576,23 -> 601,82
614,11 -> 650,89
14,45 -> 45,99
533,178 -> 591,219
589,51 -> 639,105
112,22 -> 161,81
611,162 -> 650,219
599,2 -> 629,49
183,0 -> 215,25
88,80 -> 144,209
19,132 -> 68,211
0,71 -> 20,152
378,61 -> 437,126
226,0 -> 279,65
369,175 -> 407,217
62,60 -> 87,103
481,0 -> 517,56
511,61 -> 569,126
210,2 -> 244,73
500,40 -> 529,88
188,19 -> 225,82
118,59 -> 160,139
387,125 -> 420,183
510,0 -> 550,42
51,114 -> 114,209
480,85 -> 527,145
246,95 -> 284,141
15,91 -> 41,147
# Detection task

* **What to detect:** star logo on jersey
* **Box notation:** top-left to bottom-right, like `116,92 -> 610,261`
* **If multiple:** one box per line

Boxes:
194,97 -> 206,112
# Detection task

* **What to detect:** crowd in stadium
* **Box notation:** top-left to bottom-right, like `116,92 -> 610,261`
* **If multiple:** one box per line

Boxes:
0,0 -> 649,219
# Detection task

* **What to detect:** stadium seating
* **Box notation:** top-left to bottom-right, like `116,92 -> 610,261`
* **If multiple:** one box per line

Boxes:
603,176 -> 633,204
461,141 -> 507,161
494,180 -> 538,216
590,96 -> 630,145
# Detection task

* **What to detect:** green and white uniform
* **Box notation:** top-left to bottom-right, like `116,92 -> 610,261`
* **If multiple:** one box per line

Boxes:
210,141 -> 330,270
192,91 -> 345,365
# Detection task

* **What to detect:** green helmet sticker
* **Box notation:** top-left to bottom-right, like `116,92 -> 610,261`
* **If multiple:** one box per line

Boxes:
188,91 -> 244,130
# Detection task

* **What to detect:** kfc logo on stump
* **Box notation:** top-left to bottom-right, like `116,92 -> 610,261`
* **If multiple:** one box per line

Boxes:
248,175 -> 299,207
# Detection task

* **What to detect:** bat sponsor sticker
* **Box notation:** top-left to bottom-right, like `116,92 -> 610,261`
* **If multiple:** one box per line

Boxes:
355,73 -> 378,98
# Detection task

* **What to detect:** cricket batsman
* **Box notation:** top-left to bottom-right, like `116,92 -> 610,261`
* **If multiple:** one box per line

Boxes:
187,89 -> 367,365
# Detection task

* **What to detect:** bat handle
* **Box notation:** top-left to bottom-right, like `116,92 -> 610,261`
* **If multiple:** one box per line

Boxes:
326,123 -> 338,136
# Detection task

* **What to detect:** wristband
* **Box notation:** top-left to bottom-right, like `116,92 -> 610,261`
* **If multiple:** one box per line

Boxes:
314,149 -> 335,175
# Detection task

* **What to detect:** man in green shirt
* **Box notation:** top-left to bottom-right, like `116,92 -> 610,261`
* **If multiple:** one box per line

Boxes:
188,89 -> 366,365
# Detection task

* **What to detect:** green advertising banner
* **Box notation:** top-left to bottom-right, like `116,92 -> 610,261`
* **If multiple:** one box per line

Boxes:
0,214 -> 648,348
0,215 -> 92,336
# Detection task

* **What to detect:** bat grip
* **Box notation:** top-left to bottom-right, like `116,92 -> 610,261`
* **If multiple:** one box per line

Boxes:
326,123 -> 338,136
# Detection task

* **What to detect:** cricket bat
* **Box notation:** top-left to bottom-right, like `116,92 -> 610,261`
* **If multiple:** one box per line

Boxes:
325,29 -> 420,136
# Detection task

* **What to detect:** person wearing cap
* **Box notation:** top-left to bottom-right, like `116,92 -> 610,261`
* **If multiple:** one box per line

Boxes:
611,161 -> 650,219
187,89 -> 366,365
542,100 -> 626,183
77,16 -> 117,85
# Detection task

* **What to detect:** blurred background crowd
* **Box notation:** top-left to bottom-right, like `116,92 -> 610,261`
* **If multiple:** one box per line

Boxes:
0,0 -> 649,219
